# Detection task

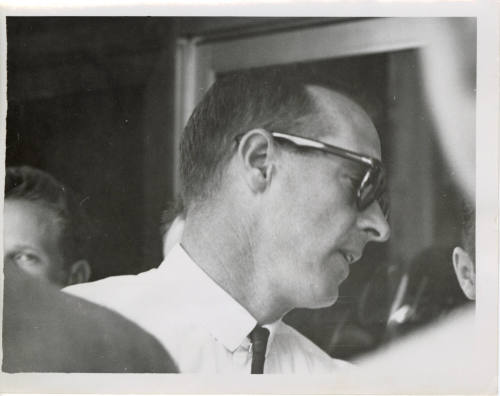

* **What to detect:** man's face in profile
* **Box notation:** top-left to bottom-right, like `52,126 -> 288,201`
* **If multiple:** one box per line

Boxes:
4,199 -> 68,286
258,88 -> 390,310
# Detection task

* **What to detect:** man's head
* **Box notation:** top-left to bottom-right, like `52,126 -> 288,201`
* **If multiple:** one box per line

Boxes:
452,201 -> 475,300
180,70 -> 390,313
4,166 -> 92,287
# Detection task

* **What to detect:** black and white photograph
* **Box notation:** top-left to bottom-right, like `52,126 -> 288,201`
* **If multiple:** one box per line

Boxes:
0,2 -> 498,394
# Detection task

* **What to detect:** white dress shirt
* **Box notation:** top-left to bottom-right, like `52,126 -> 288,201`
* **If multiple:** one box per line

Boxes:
64,244 -> 350,374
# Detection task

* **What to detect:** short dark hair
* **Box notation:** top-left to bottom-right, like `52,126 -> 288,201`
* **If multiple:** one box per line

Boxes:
179,68 -> 318,207
5,166 -> 92,266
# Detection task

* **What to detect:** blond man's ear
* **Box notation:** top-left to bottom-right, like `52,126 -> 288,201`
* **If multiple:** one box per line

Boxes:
66,260 -> 91,286
452,247 -> 475,300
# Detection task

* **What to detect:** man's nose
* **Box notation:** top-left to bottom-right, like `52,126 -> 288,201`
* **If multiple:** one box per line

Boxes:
357,201 -> 391,243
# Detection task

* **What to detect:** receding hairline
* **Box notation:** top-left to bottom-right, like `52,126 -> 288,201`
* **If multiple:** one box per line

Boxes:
305,84 -> 374,129
303,84 -> 381,155
306,84 -> 360,107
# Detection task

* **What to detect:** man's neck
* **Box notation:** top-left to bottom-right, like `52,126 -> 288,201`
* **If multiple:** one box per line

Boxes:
181,207 -> 289,324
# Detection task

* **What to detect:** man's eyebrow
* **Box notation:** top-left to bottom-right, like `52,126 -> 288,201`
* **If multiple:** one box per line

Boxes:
7,244 -> 38,252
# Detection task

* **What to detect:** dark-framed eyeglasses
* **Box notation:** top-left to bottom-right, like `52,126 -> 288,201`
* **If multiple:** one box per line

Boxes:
270,132 -> 389,218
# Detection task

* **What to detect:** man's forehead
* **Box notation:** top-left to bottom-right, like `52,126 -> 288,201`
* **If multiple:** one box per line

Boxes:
304,85 -> 381,159
5,199 -> 62,237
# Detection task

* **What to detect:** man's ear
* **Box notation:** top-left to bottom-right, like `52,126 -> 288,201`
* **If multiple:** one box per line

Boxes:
66,260 -> 91,286
452,246 -> 475,300
237,129 -> 274,193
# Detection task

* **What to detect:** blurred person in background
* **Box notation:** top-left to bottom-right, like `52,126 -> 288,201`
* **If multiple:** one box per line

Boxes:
4,166 -> 92,287
3,259 -> 177,373
386,245 -> 471,338
355,200 -> 477,390
452,201 -> 475,301
3,166 -> 178,373
350,19 -> 482,392
418,18 -> 478,304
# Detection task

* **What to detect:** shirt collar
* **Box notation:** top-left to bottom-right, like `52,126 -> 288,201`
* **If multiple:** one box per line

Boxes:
159,244 -> 279,353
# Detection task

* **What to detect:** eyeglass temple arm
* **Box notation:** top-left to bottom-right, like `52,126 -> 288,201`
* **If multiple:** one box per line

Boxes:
271,132 -> 376,167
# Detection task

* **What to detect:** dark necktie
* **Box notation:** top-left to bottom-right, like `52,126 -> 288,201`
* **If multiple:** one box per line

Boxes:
248,325 -> 270,374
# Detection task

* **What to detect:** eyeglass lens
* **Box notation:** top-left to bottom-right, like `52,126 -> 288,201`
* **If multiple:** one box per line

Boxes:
358,168 -> 389,219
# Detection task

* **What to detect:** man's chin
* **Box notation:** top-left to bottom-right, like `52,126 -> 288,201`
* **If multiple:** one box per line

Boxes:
307,289 -> 339,309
